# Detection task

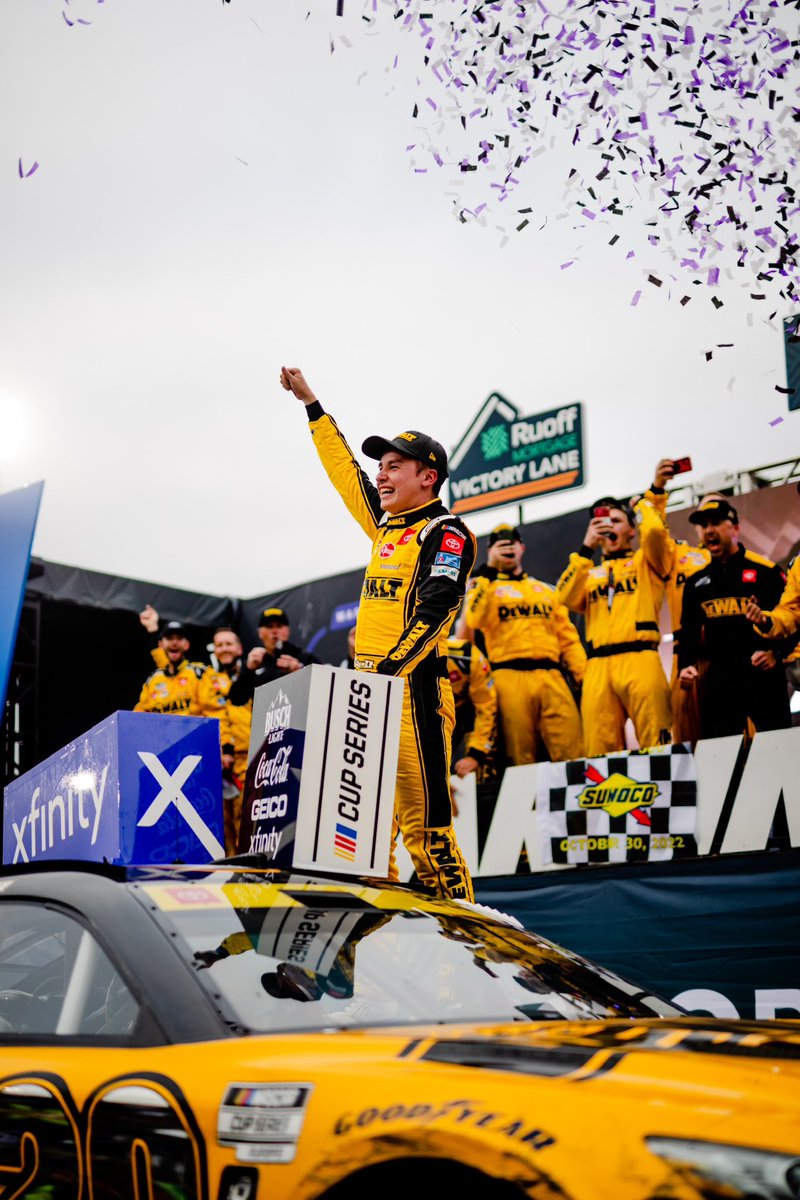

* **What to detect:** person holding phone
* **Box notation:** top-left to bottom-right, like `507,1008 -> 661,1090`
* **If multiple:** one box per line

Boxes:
464,524 -> 585,765
227,608 -> 319,706
555,495 -> 673,756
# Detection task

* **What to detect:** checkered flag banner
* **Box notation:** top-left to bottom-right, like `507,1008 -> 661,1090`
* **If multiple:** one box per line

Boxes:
536,745 -> 698,867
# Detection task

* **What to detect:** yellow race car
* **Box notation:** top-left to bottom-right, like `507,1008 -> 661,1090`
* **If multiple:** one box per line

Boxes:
0,860 -> 796,1200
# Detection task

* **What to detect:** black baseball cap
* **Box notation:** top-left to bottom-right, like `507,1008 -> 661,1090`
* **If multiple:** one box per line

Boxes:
259,607 -> 289,627
689,498 -> 739,526
362,430 -> 449,482
160,620 -> 187,638
488,523 -> 523,545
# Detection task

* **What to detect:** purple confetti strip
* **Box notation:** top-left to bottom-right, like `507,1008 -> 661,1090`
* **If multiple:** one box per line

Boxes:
769,416 -> 784,425
631,290 -> 642,306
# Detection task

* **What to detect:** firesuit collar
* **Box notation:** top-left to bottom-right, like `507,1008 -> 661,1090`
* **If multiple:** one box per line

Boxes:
602,548 -> 633,561
362,430 -> 449,482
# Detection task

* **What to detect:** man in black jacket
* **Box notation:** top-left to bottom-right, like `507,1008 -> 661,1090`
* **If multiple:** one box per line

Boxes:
678,499 -> 791,739
227,608 -> 319,706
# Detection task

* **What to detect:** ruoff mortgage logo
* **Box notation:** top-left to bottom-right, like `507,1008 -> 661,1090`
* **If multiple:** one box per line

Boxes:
578,764 -> 656,824
265,689 -> 291,743
448,392 -> 584,515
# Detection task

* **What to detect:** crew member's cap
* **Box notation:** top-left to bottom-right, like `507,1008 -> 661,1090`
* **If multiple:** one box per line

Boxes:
689,498 -> 739,526
361,430 -> 449,481
259,607 -> 289,627
160,620 -> 187,638
488,523 -> 523,546
261,965 -> 321,1002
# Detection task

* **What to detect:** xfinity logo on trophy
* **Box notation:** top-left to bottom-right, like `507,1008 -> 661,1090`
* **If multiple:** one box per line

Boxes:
137,751 -> 224,860
10,766 -> 110,863
265,690 -> 292,742
448,392 -> 585,515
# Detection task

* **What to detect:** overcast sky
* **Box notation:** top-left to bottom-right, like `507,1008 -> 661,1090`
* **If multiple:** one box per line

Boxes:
1,0 -> 797,600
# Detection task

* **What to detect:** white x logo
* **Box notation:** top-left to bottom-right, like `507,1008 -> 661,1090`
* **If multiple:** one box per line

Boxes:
137,752 -> 225,860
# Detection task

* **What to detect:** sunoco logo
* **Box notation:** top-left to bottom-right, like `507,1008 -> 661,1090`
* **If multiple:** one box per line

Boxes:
265,689 -> 291,739
578,765 -> 658,819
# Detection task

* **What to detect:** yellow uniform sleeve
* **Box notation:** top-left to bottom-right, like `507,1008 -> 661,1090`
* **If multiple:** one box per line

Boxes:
464,573 -> 494,631
554,552 -> 592,614
309,412 -> 384,540
465,646 -> 497,757
553,602 -> 587,684
758,557 -> 800,639
637,494 -> 672,581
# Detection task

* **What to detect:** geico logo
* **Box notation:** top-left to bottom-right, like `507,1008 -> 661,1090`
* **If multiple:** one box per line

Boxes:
362,576 -> 402,601
265,704 -> 291,735
251,793 -> 288,821
254,746 -> 291,788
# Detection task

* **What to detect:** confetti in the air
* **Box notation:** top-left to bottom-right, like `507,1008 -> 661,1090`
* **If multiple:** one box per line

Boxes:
362,0 -> 799,309
769,415 -> 785,424
17,159 -> 39,178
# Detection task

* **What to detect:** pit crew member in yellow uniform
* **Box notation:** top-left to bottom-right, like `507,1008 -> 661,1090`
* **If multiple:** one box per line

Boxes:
746,483 -> 800,641
134,620 -> 212,716
199,628 -> 252,856
465,524 -> 585,765
555,496 -> 672,756
445,635 -> 498,783
640,462 -> 711,745
280,365 -> 475,902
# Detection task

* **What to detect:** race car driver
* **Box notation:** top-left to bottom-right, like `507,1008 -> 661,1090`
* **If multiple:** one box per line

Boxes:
464,524 -> 585,765
555,495 -> 672,756
280,365 -> 475,902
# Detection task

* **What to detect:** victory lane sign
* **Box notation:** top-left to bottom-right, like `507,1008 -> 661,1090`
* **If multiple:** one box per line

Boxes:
239,665 -> 404,876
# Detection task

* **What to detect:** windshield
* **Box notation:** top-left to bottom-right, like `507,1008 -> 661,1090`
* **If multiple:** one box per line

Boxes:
133,876 -> 679,1034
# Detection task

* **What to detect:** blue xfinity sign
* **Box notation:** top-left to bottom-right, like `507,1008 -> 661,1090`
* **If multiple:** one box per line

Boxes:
3,711 -> 224,866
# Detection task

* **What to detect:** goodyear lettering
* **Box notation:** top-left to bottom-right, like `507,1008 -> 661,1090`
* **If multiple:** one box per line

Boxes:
362,576 -> 402,601
700,596 -> 749,619
333,1100 -> 555,1149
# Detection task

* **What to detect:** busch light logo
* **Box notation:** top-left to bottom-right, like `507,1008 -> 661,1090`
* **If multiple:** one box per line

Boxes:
265,689 -> 291,743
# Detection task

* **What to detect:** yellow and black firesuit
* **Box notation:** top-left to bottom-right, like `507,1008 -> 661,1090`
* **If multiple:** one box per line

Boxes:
307,403 -> 476,901
645,486 -> 710,745
679,543 -> 792,739
555,498 -> 672,756
445,636 -> 498,781
134,657 -> 212,716
464,570 -> 585,765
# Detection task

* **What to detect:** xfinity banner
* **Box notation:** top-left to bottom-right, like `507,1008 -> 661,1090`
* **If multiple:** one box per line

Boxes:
3,711 -> 224,865
448,393 -> 585,515
240,665 -> 404,877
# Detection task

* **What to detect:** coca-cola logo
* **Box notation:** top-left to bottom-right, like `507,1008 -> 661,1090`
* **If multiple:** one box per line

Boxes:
379,543 -> 395,559
254,744 -> 292,789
